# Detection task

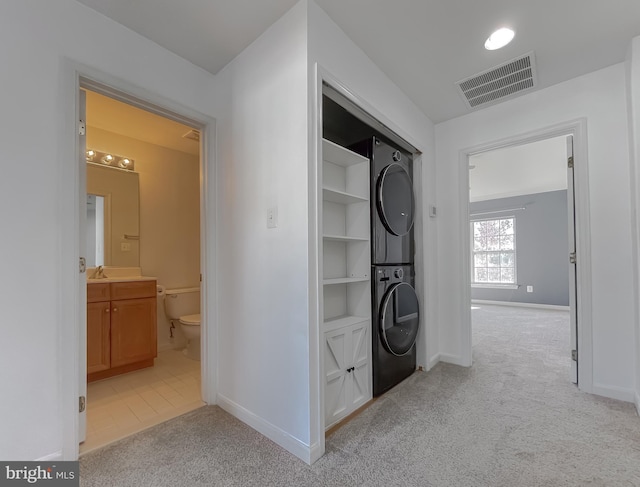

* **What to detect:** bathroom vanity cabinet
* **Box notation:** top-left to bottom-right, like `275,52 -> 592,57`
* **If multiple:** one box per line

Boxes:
87,280 -> 157,382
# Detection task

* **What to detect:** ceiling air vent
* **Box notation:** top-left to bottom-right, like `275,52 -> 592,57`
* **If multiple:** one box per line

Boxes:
182,129 -> 200,142
456,51 -> 537,110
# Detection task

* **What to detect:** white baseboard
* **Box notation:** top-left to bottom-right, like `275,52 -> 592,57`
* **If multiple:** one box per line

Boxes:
438,353 -> 469,367
217,393 -> 313,465
157,341 -> 187,353
635,392 -> 640,416
36,451 -> 63,461
308,441 -> 323,464
591,383 -> 636,403
472,299 -> 570,311
427,353 -> 441,371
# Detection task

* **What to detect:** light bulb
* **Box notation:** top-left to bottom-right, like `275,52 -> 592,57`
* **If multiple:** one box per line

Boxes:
118,158 -> 132,169
100,154 -> 114,165
86,150 -> 95,161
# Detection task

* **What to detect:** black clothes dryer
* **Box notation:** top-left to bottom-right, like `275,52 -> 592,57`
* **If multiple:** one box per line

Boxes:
351,137 -> 415,265
372,265 -> 420,396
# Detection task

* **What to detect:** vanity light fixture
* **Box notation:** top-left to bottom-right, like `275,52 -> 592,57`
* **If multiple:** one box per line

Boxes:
86,149 -> 135,172
118,158 -> 132,169
484,27 -> 515,50
100,154 -> 114,165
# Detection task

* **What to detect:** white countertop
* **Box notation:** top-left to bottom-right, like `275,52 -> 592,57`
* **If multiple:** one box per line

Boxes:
86,266 -> 156,283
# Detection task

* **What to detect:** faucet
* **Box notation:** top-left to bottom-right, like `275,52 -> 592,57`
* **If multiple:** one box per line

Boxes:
90,266 -> 107,279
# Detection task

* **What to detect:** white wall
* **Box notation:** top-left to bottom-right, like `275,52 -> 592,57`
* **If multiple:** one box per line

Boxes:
436,64 -> 636,399
308,0 -> 437,458
214,0 -> 312,461
625,36 -> 640,410
0,0 -> 217,461
213,0 -> 438,463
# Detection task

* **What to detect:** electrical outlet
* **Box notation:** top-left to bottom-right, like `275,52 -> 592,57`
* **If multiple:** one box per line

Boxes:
121,242 -> 131,251
526,285 -> 533,293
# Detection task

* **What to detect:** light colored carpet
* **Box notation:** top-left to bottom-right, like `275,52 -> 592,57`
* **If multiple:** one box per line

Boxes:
80,305 -> 640,486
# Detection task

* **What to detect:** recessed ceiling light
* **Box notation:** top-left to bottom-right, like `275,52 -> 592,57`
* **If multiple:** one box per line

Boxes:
485,28 -> 515,50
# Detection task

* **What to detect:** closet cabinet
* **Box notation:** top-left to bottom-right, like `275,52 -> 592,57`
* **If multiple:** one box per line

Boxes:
87,280 -> 157,382
321,138 -> 372,429
324,320 -> 370,428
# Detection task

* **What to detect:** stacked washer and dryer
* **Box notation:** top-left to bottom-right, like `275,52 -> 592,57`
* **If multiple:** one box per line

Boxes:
351,137 -> 421,397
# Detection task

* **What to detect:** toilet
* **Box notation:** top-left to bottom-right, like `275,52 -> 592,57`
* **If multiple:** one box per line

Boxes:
164,287 -> 201,360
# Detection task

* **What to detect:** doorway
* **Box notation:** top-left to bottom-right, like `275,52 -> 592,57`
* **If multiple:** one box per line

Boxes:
468,135 -> 577,383
77,79 -> 211,454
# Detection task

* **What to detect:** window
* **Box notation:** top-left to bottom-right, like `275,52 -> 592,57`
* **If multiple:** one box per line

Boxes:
472,217 -> 515,285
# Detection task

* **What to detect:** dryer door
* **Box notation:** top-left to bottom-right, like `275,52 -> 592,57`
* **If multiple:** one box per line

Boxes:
379,282 -> 420,356
376,163 -> 415,237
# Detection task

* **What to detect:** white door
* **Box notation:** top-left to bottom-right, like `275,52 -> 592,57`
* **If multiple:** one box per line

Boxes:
78,89 -> 88,442
566,135 -> 578,384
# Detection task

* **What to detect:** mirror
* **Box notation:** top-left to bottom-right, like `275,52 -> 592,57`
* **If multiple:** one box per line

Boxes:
86,194 -> 106,267
86,164 -> 140,267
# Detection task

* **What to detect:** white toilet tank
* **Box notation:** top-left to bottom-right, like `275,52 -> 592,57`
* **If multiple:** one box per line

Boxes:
164,287 -> 200,320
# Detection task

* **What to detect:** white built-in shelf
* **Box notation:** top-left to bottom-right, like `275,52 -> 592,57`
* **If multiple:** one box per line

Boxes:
321,137 -> 372,433
323,139 -> 369,167
323,234 -> 369,243
323,277 -> 369,286
322,187 -> 368,205
323,315 -> 369,332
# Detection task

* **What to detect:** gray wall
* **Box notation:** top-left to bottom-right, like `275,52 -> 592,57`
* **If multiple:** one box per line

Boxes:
470,190 -> 569,306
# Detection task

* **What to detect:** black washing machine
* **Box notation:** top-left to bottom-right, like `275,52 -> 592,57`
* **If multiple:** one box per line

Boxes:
351,137 -> 415,265
372,265 -> 420,396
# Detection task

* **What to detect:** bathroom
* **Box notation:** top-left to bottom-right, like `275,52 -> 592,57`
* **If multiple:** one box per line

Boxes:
82,89 -> 204,453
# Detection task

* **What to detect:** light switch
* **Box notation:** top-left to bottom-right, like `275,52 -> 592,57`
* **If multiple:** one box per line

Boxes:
526,285 -> 533,293
267,207 -> 278,228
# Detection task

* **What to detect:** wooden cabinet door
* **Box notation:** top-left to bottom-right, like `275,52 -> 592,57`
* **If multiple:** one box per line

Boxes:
110,297 -> 157,368
87,301 -> 111,374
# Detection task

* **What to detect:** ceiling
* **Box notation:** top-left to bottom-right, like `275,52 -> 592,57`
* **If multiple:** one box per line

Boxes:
469,136 -> 568,202
75,0 -> 640,123
85,89 -> 199,156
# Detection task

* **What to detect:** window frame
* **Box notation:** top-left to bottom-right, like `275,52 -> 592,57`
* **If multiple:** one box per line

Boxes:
470,216 -> 518,288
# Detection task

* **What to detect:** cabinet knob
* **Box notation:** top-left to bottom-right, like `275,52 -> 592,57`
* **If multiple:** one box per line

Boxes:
105,308 -> 110,313
113,308 -> 118,312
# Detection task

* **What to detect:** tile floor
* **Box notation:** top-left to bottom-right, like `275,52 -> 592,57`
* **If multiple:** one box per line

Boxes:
80,349 -> 204,454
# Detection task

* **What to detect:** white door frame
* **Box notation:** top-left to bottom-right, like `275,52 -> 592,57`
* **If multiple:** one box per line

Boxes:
458,118 -> 593,393
58,60 -> 218,460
